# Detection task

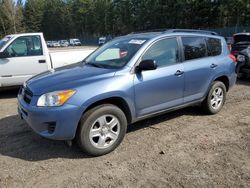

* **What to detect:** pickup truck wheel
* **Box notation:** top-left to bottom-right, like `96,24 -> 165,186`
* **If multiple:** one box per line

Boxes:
77,104 -> 127,156
202,81 -> 226,114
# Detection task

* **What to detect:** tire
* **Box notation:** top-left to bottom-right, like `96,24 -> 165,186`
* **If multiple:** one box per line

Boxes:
202,81 -> 227,114
77,104 -> 127,156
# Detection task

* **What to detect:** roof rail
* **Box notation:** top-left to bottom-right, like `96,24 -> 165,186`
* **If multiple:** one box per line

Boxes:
165,29 -> 218,35
129,29 -> 166,34
129,28 -> 218,36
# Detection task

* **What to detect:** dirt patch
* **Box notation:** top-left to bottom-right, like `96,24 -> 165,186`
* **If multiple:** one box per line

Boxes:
0,79 -> 250,187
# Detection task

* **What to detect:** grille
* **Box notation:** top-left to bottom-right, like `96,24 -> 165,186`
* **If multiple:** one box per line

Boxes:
23,87 -> 33,104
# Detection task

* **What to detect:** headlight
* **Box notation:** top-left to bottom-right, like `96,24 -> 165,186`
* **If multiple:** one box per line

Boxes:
37,90 -> 76,107
237,54 -> 245,63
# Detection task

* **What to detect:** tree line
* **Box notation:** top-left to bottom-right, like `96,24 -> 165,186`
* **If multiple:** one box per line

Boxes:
0,0 -> 250,40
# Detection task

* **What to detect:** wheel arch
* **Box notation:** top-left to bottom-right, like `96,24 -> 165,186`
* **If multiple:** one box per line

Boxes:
82,97 -> 133,125
214,75 -> 229,91
74,96 -> 133,140
202,74 -> 230,102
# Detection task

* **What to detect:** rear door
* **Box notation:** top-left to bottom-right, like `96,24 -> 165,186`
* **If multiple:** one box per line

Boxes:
181,36 -> 222,103
0,35 -> 48,87
134,37 -> 184,117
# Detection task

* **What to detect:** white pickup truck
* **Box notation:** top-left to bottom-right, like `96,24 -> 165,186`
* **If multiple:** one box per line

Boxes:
0,33 -> 95,88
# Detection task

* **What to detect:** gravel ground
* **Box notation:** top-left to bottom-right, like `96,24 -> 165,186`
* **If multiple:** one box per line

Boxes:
0,79 -> 249,188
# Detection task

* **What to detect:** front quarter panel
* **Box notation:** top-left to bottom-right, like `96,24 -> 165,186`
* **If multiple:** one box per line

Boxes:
70,70 -> 136,120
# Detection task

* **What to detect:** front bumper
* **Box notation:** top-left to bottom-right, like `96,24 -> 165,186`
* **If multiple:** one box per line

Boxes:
18,94 -> 83,140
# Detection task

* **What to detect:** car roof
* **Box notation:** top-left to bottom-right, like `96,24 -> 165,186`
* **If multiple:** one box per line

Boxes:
5,32 -> 43,38
117,31 -> 222,41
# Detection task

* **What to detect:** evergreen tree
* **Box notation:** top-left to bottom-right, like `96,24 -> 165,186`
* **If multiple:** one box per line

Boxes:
24,0 -> 45,32
1,0 -> 250,39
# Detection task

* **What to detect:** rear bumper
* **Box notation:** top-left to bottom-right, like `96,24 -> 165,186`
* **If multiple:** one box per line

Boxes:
18,94 -> 83,140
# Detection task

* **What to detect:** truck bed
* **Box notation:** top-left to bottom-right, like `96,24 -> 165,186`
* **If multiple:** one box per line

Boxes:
49,47 -> 97,68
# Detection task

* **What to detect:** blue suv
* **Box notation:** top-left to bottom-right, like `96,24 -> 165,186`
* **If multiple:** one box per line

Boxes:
18,30 -> 237,156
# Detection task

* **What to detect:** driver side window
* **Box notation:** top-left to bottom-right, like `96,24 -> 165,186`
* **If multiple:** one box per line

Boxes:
5,36 -> 43,57
142,38 -> 179,67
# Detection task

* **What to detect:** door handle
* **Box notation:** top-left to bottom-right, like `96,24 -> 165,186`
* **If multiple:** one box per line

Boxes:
175,70 -> 184,76
210,63 -> 218,68
38,60 -> 46,63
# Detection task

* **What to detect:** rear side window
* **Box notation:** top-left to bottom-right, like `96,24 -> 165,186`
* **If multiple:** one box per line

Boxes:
206,38 -> 222,56
182,37 -> 206,60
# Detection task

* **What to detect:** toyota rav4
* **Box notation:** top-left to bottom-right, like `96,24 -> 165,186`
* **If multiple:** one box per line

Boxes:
18,29 -> 237,156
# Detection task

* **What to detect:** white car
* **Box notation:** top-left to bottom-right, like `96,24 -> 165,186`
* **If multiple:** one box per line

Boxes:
46,41 -> 52,47
98,37 -> 106,46
0,33 -> 95,88
59,40 -> 69,47
69,38 -> 82,46
51,41 -> 60,47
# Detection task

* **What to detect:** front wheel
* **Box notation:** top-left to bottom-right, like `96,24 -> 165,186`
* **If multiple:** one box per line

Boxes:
202,81 -> 227,114
77,104 -> 127,156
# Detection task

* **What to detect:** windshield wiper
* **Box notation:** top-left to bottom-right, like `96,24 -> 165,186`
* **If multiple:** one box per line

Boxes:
85,62 -> 105,68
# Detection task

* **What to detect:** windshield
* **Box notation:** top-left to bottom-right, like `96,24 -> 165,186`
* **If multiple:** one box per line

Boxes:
0,36 -> 12,50
85,37 -> 148,69
74,39 -> 80,42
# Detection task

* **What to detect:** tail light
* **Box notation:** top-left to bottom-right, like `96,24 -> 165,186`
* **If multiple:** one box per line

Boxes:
229,54 -> 237,63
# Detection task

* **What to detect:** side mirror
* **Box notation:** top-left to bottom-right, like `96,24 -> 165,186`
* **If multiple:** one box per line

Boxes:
0,51 -> 9,58
136,59 -> 157,72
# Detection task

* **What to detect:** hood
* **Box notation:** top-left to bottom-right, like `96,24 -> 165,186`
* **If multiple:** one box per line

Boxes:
233,34 -> 250,44
26,62 -> 116,95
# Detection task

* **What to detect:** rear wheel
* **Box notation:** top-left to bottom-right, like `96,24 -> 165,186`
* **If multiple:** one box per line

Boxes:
202,81 -> 226,114
77,104 -> 127,156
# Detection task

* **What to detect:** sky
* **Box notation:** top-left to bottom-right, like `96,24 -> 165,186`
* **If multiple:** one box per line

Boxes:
15,0 -> 26,4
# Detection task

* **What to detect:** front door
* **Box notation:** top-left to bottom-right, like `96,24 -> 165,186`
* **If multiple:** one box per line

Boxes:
134,37 -> 184,117
0,35 -> 48,87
